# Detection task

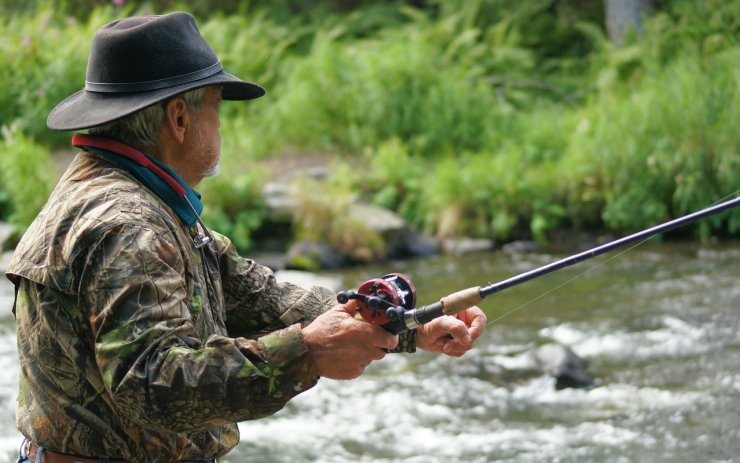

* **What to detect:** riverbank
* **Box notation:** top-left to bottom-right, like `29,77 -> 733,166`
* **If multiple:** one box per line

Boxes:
2,2 -> 738,254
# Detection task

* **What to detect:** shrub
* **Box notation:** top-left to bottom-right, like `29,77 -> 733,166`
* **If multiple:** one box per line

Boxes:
562,48 -> 740,236
200,169 -> 268,253
0,7 -> 117,146
362,138 -> 425,213
290,166 -> 385,262
0,126 -> 55,229
261,12 -> 505,157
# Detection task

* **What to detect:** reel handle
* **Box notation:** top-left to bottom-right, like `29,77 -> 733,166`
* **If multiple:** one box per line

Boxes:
336,290 -> 392,311
336,290 -> 356,304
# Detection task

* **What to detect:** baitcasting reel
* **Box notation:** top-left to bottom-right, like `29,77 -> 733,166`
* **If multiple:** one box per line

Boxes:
336,273 -> 417,334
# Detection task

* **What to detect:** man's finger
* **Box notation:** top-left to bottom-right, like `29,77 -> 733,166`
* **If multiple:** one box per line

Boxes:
340,299 -> 359,315
446,318 -> 472,345
371,327 -> 399,350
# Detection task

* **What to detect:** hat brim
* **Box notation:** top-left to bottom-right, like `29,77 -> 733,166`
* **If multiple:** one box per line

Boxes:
47,70 -> 265,131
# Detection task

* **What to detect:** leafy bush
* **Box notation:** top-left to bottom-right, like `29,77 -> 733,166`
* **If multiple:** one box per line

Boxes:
562,47 -> 740,236
199,9 -> 306,118
0,126 -> 55,229
0,8 -> 112,145
260,10 -> 509,157
199,167 -> 268,253
362,138 -> 425,214
290,167 -> 385,262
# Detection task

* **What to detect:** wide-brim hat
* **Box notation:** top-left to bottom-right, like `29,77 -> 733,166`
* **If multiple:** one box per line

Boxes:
47,12 -> 265,131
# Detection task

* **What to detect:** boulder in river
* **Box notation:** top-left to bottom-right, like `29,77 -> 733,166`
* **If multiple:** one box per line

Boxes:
530,343 -> 594,390
483,343 -> 595,390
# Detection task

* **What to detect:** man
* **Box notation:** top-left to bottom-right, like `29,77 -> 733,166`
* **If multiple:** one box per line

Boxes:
8,12 -> 486,463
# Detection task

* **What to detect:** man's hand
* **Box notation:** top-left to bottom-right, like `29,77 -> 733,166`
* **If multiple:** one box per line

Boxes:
302,301 -> 399,380
416,306 -> 487,356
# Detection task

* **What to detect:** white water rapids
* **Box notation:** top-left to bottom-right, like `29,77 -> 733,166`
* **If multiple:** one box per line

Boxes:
1,242 -> 738,462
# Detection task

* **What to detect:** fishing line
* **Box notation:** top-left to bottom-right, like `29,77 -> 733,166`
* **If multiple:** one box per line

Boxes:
484,237 -> 649,326
485,189 -> 740,326
338,192 -> 740,334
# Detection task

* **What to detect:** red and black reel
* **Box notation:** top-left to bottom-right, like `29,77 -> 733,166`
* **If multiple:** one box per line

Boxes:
337,273 -> 417,333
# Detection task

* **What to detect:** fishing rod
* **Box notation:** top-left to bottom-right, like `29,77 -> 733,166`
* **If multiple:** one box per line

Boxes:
337,194 -> 740,334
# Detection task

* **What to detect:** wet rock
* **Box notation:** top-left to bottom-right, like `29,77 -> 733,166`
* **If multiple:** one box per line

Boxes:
531,343 -> 594,390
0,222 -> 17,251
262,179 -> 295,221
263,166 -> 333,221
404,230 -> 441,258
275,270 -> 343,292
483,343 -> 594,390
349,202 -> 407,231
249,252 -> 288,271
263,169 -> 441,267
441,237 -> 494,255
285,240 -> 350,270
345,203 -> 440,259
501,240 -> 542,254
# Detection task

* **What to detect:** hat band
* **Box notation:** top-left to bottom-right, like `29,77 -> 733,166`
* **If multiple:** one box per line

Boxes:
85,61 -> 223,93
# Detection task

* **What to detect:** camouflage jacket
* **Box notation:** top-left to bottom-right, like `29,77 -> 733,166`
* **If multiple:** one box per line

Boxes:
7,150 -> 414,462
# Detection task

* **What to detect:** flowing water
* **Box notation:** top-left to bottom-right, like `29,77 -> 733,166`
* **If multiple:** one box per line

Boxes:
1,241 -> 738,463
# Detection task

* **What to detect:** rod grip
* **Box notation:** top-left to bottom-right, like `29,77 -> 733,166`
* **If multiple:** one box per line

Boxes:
440,286 -> 483,315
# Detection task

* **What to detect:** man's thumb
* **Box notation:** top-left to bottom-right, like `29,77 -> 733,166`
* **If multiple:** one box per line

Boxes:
339,298 -> 358,315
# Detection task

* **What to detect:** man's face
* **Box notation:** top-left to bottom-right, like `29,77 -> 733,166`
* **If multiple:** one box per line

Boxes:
185,86 -> 223,183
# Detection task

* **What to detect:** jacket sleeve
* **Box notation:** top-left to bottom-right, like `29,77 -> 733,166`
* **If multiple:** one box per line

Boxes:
211,231 -> 336,337
212,231 -> 418,353
86,224 -> 319,434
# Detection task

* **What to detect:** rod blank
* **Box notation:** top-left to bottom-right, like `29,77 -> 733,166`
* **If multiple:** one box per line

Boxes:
479,194 -> 740,298
399,194 -> 739,332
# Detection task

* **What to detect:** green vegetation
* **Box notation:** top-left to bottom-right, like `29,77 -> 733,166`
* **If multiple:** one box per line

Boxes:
291,169 -> 386,263
1,0 -> 738,253
0,126 -> 55,231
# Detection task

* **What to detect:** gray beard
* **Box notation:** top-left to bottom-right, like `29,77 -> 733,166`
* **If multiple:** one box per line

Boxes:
203,162 -> 220,178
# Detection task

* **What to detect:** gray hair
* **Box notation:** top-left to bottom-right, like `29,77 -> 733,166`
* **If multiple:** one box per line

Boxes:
88,87 -> 207,152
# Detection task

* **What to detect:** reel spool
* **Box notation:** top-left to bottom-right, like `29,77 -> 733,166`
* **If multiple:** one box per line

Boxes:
337,273 -> 417,331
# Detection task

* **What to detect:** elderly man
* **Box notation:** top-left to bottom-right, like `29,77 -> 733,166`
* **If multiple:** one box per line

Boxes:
8,12 -> 486,463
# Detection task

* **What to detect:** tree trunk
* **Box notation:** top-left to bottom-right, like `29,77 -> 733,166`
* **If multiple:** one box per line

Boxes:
604,0 -> 653,45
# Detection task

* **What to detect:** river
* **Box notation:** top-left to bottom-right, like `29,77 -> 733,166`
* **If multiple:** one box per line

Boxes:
0,241 -> 738,462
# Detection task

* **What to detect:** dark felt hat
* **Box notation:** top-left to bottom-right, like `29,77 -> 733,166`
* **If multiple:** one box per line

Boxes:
47,12 -> 265,131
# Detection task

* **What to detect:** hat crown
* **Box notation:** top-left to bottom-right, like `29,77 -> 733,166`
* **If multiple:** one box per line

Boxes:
47,11 -> 264,131
86,12 -> 219,90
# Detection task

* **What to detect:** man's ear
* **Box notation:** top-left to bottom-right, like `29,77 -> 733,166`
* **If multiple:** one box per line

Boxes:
162,97 -> 190,144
